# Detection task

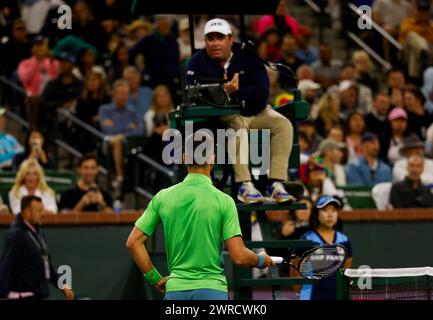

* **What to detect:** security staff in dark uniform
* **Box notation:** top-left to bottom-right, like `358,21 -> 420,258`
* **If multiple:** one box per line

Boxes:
0,195 -> 74,300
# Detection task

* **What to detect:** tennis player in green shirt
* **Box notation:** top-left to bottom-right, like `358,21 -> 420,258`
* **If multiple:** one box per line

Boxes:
126,132 -> 273,300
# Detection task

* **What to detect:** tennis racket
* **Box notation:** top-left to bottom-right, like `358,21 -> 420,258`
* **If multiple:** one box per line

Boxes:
270,244 -> 347,280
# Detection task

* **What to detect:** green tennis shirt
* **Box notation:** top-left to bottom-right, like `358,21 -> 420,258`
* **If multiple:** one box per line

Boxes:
135,173 -> 242,293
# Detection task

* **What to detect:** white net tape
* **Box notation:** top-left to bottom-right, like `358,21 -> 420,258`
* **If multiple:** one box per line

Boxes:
345,267 -> 433,278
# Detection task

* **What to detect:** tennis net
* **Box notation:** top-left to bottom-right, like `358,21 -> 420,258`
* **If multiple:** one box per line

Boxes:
337,267 -> 433,300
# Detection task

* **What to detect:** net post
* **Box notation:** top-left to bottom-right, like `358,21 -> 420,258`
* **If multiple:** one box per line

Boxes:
336,268 -> 349,300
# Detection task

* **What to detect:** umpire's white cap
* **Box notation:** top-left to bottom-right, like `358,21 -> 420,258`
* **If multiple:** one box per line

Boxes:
204,18 -> 232,36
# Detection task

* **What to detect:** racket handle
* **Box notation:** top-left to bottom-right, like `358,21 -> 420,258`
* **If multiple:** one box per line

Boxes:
270,256 -> 284,264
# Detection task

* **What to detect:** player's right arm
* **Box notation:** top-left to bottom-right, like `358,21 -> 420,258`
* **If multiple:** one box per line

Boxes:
225,236 -> 273,268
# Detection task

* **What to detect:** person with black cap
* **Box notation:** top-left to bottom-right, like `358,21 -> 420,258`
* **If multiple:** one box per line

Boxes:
186,18 -> 295,204
296,195 -> 352,300
399,0 -> 433,80
346,132 -> 392,187
17,36 -> 60,127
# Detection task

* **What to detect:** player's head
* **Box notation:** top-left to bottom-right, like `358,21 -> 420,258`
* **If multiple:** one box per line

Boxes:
183,131 -> 215,172
310,195 -> 341,230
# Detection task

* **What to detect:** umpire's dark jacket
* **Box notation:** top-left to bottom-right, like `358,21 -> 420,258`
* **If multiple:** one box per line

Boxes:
186,42 -> 270,117
0,214 -> 59,299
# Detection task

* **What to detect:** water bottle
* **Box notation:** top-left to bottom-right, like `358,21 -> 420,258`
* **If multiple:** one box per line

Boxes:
113,200 -> 122,214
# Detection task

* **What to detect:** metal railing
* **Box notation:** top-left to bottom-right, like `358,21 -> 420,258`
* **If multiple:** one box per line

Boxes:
347,3 -> 403,51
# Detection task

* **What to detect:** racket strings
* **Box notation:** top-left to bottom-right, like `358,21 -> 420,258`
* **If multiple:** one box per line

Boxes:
299,247 -> 346,278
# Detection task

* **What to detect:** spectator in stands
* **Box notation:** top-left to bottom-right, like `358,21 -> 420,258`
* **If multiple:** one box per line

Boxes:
295,25 -> 319,65
177,17 -> 193,64
390,154 -> 433,208
298,195 -> 352,300
296,64 -> 315,81
298,79 -> 321,106
75,48 -> 96,80
422,67 -> 433,114
299,131 -> 311,165
123,66 -> 153,124
75,66 -> 111,153
0,195 -> 74,300
71,0 -> 106,54
426,122 -> 433,157
393,134 -> 433,185
372,0 -> 411,62
145,113 -> 170,166
278,34 -> 305,87
386,69 -> 406,93
352,50 -> 380,94
186,18 -> 295,204
345,110 -> 365,162
313,92 -> 343,137
267,67 -> 288,107
399,0 -> 433,80
346,132 -> 392,187
404,87 -> 433,141
59,154 -> 112,213
41,52 -> 84,113
390,87 -> 405,109
337,80 -> 372,119
312,44 -> 342,89
327,125 -> 346,143
365,92 -> 391,137
8,158 -> 57,215
332,64 -> 373,114
255,0 -> 300,37
0,1 -> 20,36
17,36 -> 60,127
144,85 -> 174,138
0,19 -> 31,78
299,120 -> 323,155
98,79 -> 143,190
129,15 -> 180,102
0,108 -> 24,169
315,139 -> 347,186
380,107 -> 417,166
259,28 -> 281,62
12,129 -> 55,171
107,42 -> 130,85
0,196 -> 9,214
124,19 -> 153,50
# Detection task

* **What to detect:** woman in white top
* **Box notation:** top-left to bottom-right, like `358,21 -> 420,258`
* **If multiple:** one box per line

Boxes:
8,158 -> 58,215
143,85 -> 175,137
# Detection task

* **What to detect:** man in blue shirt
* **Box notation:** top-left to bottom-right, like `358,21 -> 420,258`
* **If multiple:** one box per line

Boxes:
99,79 -> 143,190
346,132 -> 392,187
0,108 -> 24,169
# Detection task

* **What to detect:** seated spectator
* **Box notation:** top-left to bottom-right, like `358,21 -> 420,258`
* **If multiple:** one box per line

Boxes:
422,67 -> 433,114
380,107 -> 417,166
59,154 -> 112,213
352,50 -> 380,94
299,131 -> 311,165
259,28 -> 281,62
12,129 -> 55,171
299,120 -> 323,155
255,0 -> 300,37
17,36 -> 60,127
278,34 -> 305,88
0,108 -> 24,169
177,17 -> 193,63
41,52 -> 84,133
404,87 -> 433,141
313,92 -> 343,137
144,113 -> 170,165
426,122 -> 433,157
312,44 -> 342,89
144,85 -> 175,138
75,66 -> 111,153
298,79 -> 321,106
8,158 -> 57,215
393,135 -> 433,185
365,92 -> 391,138
390,154 -> 433,208
296,64 -> 315,81
123,66 -> 153,124
315,139 -> 347,186
327,125 -> 346,144
337,80 -> 372,119
107,42 -> 130,85
399,0 -> 433,80
98,79 -> 143,190
390,87 -> 405,109
74,48 -> 96,80
386,68 -> 406,94
346,132 -> 392,187
0,195 -> 9,214
345,111 -> 365,162
295,25 -> 319,65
